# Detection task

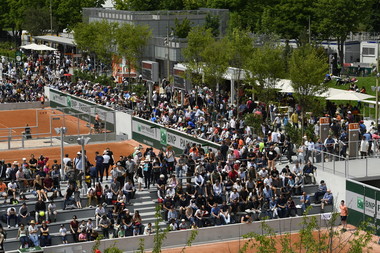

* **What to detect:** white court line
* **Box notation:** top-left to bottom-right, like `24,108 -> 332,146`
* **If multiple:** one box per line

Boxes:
0,122 -> 17,133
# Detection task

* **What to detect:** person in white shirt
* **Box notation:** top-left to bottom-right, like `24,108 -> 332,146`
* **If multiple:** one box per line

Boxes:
102,152 -> 111,181
305,139 -> 315,163
63,154 -> 72,168
229,188 -> 239,203
292,162 -> 302,176
7,180 -> 18,200
95,204 -> 106,229
48,200 -> 57,223
7,207 -> 18,228
360,136 -> 369,158
59,224 -> 68,244
258,168 -> 268,179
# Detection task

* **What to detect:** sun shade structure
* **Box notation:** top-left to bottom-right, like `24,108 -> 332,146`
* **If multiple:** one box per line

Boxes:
20,43 -> 57,51
325,90 -> 375,101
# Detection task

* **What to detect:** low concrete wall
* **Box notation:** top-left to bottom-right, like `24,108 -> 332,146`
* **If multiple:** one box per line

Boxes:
43,214 -> 338,253
315,165 -> 347,211
0,101 -> 50,111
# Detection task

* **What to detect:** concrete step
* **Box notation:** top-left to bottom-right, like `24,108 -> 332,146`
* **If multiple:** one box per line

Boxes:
3,221 -> 168,251
296,203 -> 334,216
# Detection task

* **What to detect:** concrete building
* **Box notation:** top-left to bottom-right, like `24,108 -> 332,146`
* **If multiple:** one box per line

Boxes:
82,8 -> 229,79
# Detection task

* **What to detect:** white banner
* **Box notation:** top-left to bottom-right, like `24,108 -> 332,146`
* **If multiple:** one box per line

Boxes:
346,190 -> 378,218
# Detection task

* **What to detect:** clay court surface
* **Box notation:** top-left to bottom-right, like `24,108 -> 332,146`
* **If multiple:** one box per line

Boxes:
162,225 -> 380,253
0,139 -> 152,166
0,108 -> 90,140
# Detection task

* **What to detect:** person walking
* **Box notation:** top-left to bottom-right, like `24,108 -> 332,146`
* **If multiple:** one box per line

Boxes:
340,200 -> 348,232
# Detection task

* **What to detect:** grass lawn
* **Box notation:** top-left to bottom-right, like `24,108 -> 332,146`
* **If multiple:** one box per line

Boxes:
325,76 -> 379,118
326,76 -> 378,97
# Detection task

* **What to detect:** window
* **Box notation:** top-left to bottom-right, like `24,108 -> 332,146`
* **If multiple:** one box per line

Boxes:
362,47 -> 375,56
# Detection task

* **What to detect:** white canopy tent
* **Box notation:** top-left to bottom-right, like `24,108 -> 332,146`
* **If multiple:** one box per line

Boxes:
20,43 -> 57,51
274,78 -> 349,98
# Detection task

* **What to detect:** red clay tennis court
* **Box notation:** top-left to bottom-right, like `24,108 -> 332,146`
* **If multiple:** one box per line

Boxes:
162,225 -> 380,253
0,108 -> 91,140
0,139 -> 150,167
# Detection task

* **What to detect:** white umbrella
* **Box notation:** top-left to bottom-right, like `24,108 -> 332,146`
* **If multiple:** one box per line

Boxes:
326,91 -> 375,101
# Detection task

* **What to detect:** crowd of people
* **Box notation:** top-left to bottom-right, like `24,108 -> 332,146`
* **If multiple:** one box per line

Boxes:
0,53 -> 370,250
0,134 -> 336,250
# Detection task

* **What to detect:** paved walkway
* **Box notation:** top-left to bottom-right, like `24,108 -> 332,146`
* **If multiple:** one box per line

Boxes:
0,137 -> 61,150
314,157 -> 380,179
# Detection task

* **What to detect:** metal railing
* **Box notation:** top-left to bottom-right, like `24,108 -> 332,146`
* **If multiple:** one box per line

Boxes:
308,148 -> 380,179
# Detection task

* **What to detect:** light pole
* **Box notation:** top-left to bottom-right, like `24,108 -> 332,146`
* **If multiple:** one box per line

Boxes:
54,127 -> 67,178
77,136 -> 91,196
376,39 -> 380,130
50,0 -> 53,33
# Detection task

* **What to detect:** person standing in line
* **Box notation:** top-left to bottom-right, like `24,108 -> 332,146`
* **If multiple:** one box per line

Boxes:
340,200 -> 348,232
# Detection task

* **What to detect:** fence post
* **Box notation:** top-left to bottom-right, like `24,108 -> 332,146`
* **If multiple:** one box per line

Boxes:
322,152 -> 324,170
104,120 -> 107,142
7,136 -> 11,149
22,135 -> 25,149
345,159 -> 348,177
333,157 -> 335,174
365,157 -> 368,177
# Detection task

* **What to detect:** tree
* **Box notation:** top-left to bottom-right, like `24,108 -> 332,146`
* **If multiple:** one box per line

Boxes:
74,20 -> 118,70
227,28 -> 253,106
115,23 -> 151,76
183,26 -> 214,86
113,0 -> 160,11
314,0 -> 371,66
201,37 -> 230,103
246,40 -> 285,104
289,44 -> 328,134
204,14 -> 220,37
23,7 -> 52,36
54,0 -> 105,31
240,210 -> 375,253
270,0 -> 314,46
173,18 -> 192,39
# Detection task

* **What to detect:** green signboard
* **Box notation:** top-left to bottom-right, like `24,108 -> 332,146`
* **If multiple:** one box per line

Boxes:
132,117 -> 221,155
160,128 -> 167,145
49,88 -> 115,132
346,179 -> 380,235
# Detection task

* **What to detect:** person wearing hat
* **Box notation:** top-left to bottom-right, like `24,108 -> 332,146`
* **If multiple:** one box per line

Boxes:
28,220 -> 39,246
73,151 -> 85,173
